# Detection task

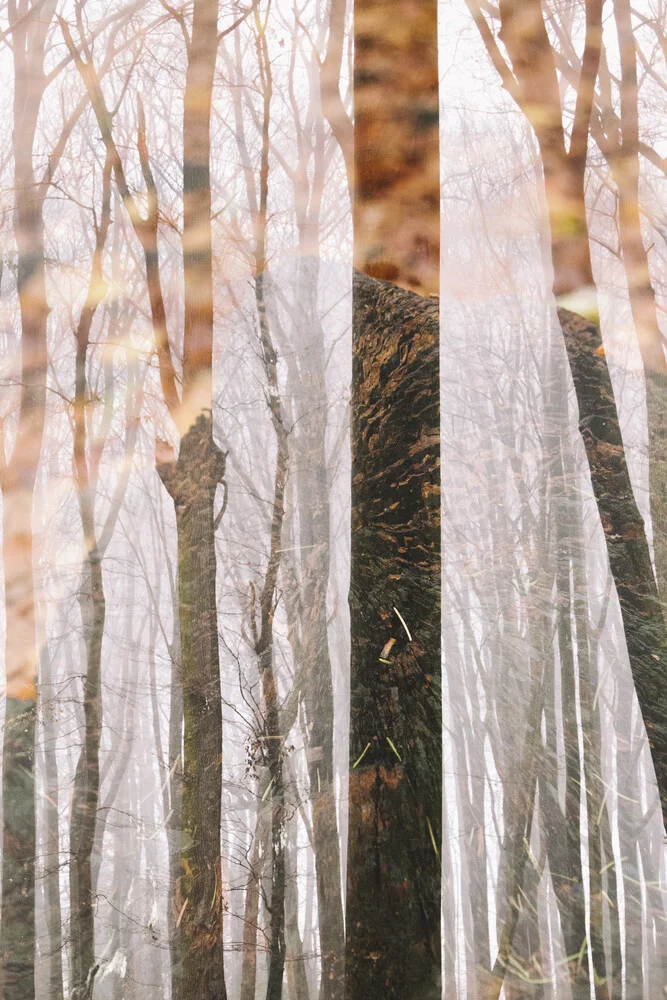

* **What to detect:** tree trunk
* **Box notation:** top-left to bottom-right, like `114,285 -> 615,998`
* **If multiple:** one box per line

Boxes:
559,308 -> 667,826
39,647 -> 64,1000
240,804 -> 268,1000
539,437 -> 594,1000
69,555 -> 105,1000
68,150 -> 112,1000
494,0 -> 667,829
292,256 -> 344,1000
158,416 -> 227,1000
346,273 -> 441,1000
609,0 -> 667,608
567,449 -> 611,998
285,810 -> 310,1000
0,5 -> 57,995
167,611 -> 184,1000
154,2 -> 228,995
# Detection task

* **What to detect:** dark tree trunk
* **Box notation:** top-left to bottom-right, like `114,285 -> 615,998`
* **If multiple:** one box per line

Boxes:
253,383 -> 288,1000
608,0 -> 667,607
1,688 -> 37,1000
347,0 -> 441,988
492,0 -> 667,829
262,667 -> 286,1000
158,416 -> 227,1000
155,2 -> 227,995
345,273 -> 441,1000
539,443 -> 593,1000
559,308 -> 667,827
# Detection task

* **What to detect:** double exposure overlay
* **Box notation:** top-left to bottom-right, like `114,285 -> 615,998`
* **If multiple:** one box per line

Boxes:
0,1 -> 665,998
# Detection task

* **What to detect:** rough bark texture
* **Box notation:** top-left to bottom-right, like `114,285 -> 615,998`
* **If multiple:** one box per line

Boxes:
560,307 -> 667,827
346,272 -> 441,1000
158,415 -> 227,1000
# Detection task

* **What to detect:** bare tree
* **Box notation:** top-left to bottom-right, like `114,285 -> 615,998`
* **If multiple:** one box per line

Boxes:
468,0 -> 667,830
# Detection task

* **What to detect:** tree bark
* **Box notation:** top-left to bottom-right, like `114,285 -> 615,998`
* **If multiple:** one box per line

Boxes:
154,3 -> 228,995
346,273 -> 441,1000
158,415 -> 228,1000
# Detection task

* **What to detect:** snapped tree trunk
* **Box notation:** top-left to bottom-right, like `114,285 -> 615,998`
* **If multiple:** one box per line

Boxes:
346,273 -> 441,1000
158,416 -> 227,1000
157,2 -> 227,995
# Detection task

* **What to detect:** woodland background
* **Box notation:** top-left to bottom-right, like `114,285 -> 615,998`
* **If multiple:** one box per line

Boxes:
0,0 -> 665,999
